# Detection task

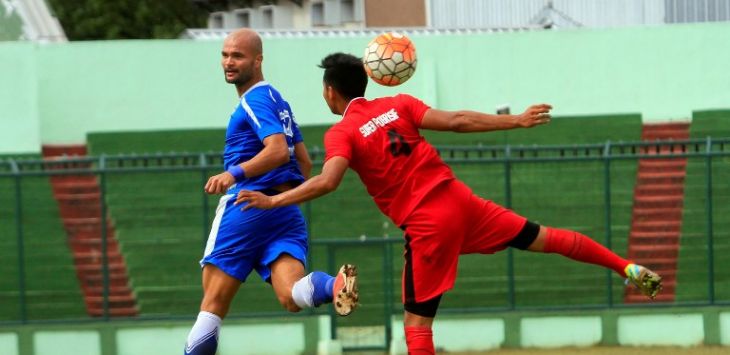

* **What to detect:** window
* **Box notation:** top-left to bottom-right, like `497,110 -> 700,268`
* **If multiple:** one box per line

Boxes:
341,0 -> 354,22
233,9 -> 252,28
260,6 -> 274,28
209,12 -> 225,29
312,2 -> 325,26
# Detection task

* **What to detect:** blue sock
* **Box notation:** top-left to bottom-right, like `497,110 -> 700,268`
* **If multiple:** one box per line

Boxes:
311,271 -> 335,307
184,333 -> 217,355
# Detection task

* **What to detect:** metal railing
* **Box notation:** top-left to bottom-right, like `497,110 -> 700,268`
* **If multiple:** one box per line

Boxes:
1,137 -> 729,348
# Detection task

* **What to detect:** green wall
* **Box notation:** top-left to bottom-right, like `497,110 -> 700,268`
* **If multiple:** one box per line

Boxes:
0,43 -> 40,153
1,22 -> 729,153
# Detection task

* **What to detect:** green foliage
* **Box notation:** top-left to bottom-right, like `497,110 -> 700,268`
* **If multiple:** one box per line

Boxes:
46,0 -> 207,40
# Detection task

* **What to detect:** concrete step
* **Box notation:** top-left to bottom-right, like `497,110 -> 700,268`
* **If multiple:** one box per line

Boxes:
63,217 -> 115,237
43,163 -> 94,172
85,295 -> 137,309
637,171 -> 686,184
73,251 -> 124,265
632,207 -> 683,220
633,194 -> 684,208
628,245 -> 679,259
82,285 -> 134,297
636,164 -> 686,173
634,258 -> 678,271
624,293 -> 674,303
631,220 -> 682,233
69,238 -> 120,251
56,192 -> 102,203
77,272 -> 130,288
76,262 -> 128,273
642,124 -> 689,132
41,144 -> 88,157
634,184 -> 685,196
626,279 -> 676,293
638,159 -> 687,168
641,123 -> 691,140
629,230 -> 681,240
56,193 -> 104,219
49,175 -> 97,185
52,181 -> 100,195
642,132 -> 690,140
87,306 -> 138,317
58,206 -> 103,219
629,234 -> 680,245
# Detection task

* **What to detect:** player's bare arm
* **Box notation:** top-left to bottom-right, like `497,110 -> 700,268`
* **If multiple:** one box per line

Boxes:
420,104 -> 552,132
235,156 -> 349,209
293,142 -> 312,179
204,133 -> 290,194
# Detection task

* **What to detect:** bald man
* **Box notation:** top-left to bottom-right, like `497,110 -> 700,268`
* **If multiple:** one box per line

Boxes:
184,29 -> 359,355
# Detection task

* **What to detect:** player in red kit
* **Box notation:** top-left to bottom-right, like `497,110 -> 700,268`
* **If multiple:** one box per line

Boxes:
235,53 -> 662,355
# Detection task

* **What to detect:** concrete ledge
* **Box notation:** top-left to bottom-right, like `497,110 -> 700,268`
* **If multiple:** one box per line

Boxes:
0,333 -> 19,355
220,323 -> 305,354
117,322 -> 305,355
521,316 -> 602,348
317,339 -> 343,355
390,317 -> 504,354
719,312 -> 730,345
618,314 -> 704,347
116,327 -> 189,355
434,318 -> 505,352
34,330 -> 100,355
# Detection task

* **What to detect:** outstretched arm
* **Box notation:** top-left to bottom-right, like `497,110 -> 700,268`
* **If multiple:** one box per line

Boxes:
420,104 -> 552,132
235,156 -> 349,210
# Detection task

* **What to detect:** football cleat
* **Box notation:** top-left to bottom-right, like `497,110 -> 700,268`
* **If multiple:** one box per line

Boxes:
332,264 -> 359,316
625,264 -> 663,299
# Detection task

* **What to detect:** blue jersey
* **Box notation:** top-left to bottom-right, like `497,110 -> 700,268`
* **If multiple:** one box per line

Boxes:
223,81 -> 304,192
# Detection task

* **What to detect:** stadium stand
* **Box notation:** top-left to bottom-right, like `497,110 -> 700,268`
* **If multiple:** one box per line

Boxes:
678,110 -> 730,303
0,158 -> 86,321
83,113 -> 643,321
625,122 -> 690,303
42,145 -> 138,317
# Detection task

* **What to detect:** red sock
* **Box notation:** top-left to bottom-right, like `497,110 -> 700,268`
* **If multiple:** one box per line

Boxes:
404,326 -> 434,355
543,227 -> 630,277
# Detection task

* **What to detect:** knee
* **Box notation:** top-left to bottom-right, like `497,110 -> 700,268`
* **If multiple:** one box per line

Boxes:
201,293 -> 232,317
276,294 -> 301,313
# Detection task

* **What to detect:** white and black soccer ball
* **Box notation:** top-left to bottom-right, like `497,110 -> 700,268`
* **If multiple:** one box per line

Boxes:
363,32 -> 417,86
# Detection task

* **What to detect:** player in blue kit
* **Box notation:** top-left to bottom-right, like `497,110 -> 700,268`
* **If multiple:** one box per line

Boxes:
183,29 -> 359,355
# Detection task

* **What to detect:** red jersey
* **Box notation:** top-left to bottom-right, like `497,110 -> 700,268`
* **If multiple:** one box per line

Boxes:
324,94 -> 456,226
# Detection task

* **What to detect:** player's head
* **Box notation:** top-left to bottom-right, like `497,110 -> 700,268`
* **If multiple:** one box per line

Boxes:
318,53 -> 368,114
221,29 -> 264,87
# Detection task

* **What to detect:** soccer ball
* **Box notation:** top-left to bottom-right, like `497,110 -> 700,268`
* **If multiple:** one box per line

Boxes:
363,32 -> 417,86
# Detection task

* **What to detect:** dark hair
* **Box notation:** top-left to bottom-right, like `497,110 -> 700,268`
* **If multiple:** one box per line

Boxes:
318,53 -> 368,100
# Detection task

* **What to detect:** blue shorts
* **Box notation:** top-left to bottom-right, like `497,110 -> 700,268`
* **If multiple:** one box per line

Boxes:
200,194 -> 308,282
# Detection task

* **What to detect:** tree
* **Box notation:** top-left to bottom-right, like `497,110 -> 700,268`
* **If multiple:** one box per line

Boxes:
47,0 -> 208,40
